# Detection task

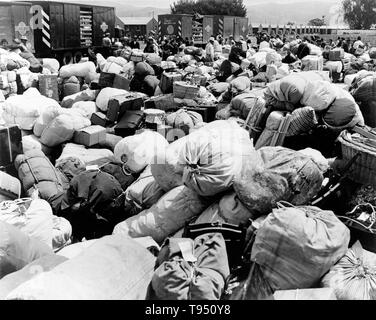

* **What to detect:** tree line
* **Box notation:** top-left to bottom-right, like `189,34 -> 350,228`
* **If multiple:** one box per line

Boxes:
171,0 -> 375,30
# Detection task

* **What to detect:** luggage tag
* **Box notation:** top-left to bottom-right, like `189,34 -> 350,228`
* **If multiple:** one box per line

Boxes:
86,165 -> 99,171
357,212 -> 371,222
178,239 -> 197,263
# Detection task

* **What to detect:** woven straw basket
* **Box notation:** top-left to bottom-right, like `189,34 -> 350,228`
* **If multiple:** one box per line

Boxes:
338,130 -> 376,186
173,81 -> 200,99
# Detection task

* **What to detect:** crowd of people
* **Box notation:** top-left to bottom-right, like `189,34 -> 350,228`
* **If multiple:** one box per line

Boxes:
96,31 -> 374,66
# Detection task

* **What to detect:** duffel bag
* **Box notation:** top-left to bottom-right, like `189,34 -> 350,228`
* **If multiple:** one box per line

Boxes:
251,205 -> 350,291
15,150 -> 68,211
150,233 -> 230,300
59,170 -> 124,239
5,235 -> 155,300
0,221 -> 53,279
114,130 -> 168,174
123,165 -> 165,216
0,198 -> 53,248
0,254 -> 67,300
113,186 -> 209,243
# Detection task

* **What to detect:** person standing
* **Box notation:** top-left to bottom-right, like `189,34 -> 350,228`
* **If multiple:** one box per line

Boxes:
213,36 -> 222,58
205,37 -> 215,62
353,36 -> 364,51
143,36 -> 159,54
129,36 -> 140,50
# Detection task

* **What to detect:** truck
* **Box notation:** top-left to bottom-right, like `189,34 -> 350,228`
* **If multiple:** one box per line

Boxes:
0,1 -> 116,65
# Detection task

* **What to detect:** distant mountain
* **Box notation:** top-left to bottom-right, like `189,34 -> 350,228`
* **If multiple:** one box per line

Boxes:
60,0 -> 345,26
247,0 -> 344,26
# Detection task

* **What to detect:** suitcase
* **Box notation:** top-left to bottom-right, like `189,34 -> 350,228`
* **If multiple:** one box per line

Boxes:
90,112 -> 111,128
144,94 -> 176,111
130,51 -> 144,63
114,110 -> 144,137
38,75 -> 59,101
160,72 -> 183,94
185,105 -> 217,123
113,74 -> 131,91
107,94 -> 144,123
98,72 -> 115,88
0,125 -> 23,170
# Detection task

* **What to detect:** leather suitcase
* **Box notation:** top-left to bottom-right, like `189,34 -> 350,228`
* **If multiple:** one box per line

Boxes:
114,110 -> 144,137
107,94 -> 144,124
113,74 -> 131,91
0,125 -> 23,169
38,75 -> 59,101
160,72 -> 183,94
90,112 -> 111,128
98,72 -> 115,88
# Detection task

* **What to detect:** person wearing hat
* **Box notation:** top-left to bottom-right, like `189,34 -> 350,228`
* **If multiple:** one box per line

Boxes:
144,36 -> 159,54
20,35 -> 31,50
205,37 -> 215,62
129,36 -> 140,49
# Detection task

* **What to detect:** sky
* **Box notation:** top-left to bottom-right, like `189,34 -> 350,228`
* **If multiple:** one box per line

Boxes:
122,0 -> 338,8
1,0 -> 339,8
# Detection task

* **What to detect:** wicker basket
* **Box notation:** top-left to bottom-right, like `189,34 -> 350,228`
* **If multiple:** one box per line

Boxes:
173,81 -> 200,99
338,130 -> 376,186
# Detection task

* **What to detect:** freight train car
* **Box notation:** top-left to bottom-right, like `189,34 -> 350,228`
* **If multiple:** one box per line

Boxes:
0,1 -> 115,65
192,15 -> 214,45
234,17 -> 249,40
0,1 -> 35,52
159,14 -> 249,44
158,14 -> 193,41
212,16 -> 235,39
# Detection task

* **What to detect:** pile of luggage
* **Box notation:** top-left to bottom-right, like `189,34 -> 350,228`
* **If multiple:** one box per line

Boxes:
0,42 -> 376,300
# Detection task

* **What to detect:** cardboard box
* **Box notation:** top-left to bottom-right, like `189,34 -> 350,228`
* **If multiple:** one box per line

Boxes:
274,288 -> 337,300
90,112 -> 111,128
107,94 -> 144,123
74,125 -> 106,147
38,75 -> 59,101
113,74 -> 131,91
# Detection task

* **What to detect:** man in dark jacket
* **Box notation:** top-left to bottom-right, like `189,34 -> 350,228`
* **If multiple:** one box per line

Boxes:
129,36 -> 140,49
